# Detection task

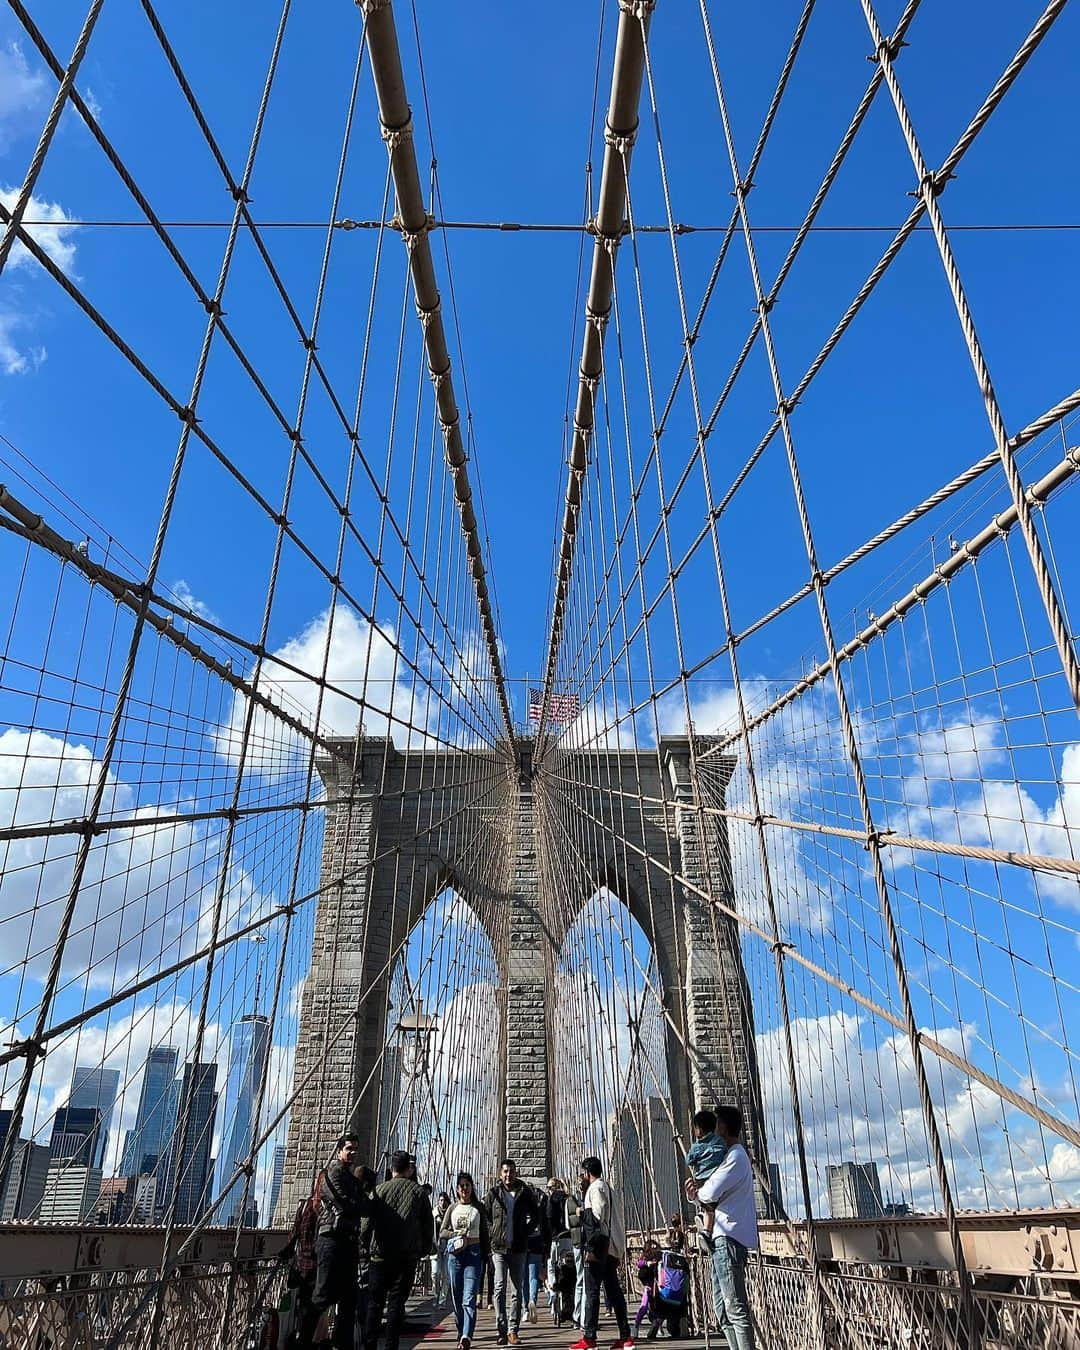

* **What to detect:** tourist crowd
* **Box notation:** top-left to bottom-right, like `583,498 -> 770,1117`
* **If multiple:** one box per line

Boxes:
278,1106 -> 758,1350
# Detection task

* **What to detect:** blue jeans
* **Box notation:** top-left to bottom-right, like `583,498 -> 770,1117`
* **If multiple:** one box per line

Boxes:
710,1237 -> 755,1350
526,1252 -> 544,1306
447,1244 -> 483,1341
573,1246 -> 585,1325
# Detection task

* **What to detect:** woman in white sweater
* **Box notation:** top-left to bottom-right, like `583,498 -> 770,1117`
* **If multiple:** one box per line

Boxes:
439,1172 -> 492,1350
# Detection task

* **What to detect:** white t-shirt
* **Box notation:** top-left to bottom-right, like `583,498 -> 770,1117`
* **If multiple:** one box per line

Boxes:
445,1201 -> 483,1246
696,1143 -> 758,1250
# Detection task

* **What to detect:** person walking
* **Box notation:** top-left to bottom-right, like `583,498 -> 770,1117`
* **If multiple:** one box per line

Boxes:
525,1185 -> 550,1324
299,1135 -> 370,1350
279,1169 -> 323,1348
484,1158 -> 539,1346
684,1106 -> 758,1350
434,1192 -> 453,1306
363,1150 -> 435,1350
568,1157 -> 633,1350
439,1171 -> 491,1350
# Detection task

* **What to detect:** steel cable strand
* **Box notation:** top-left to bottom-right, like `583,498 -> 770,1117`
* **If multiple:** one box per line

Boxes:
695,3 -> 978,1335
215,19 -> 385,1320
551,0 -> 919,701
0,0 -> 290,1202
627,22 -> 831,1335
4,3 -> 503,745
0,0 -> 107,275
857,0 -> 1079,720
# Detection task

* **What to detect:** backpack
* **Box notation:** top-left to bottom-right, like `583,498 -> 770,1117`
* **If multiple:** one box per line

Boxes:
656,1250 -> 689,1307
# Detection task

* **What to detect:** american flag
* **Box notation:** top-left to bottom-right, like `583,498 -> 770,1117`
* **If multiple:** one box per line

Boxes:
528,687 -> 581,725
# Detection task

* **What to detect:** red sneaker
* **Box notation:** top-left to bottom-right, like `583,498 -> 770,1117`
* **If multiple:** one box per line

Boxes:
610,1341 -> 635,1350
569,1339 -> 597,1350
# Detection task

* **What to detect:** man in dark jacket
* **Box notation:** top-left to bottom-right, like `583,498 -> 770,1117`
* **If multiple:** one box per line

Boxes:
301,1134 -> 370,1350
484,1158 -> 539,1346
363,1150 -> 434,1350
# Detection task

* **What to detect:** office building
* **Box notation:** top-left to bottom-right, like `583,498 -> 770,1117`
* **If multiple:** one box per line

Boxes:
49,1107 -> 102,1166
827,1160 -> 884,1219
120,1046 -> 179,1177
38,1161 -> 103,1221
215,1015 -> 270,1226
159,1062 -> 218,1224
267,1143 -> 286,1226
67,1065 -> 120,1169
0,1138 -> 50,1219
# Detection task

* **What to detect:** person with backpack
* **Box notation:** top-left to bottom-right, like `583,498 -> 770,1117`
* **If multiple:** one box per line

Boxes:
363,1150 -> 434,1350
298,1135 -> 370,1350
484,1158 -> 539,1346
568,1156 -> 633,1350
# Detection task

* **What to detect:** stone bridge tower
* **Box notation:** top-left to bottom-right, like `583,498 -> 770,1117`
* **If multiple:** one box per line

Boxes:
275,735 -> 765,1221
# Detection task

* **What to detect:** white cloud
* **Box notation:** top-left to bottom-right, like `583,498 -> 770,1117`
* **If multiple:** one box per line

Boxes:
214,606 -> 429,776
0,41 -> 45,142
171,579 -> 219,627
0,307 -> 45,374
0,187 -> 78,275
0,727 -> 199,988
0,726 -> 274,994
756,1006 -> 1080,1216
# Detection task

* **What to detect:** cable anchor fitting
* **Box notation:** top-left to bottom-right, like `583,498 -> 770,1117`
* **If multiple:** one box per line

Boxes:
357,0 -> 390,15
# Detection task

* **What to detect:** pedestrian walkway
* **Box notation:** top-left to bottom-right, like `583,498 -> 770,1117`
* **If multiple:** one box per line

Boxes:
394,1296 -> 702,1350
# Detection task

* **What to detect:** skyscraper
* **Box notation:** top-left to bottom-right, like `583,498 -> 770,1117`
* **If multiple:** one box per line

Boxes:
215,1014 -> 271,1226
120,1046 -> 179,1178
67,1065 -> 121,1170
159,1062 -> 218,1224
0,1137 -> 50,1219
827,1160 -> 884,1219
267,1143 -> 286,1227
49,1107 -> 102,1166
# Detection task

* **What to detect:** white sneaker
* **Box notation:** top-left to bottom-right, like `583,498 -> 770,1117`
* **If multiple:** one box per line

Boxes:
528,1301 -> 538,1324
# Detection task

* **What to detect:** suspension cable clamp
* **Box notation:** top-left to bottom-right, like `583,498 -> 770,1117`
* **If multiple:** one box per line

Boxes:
771,940 -> 794,956
416,297 -> 441,328
380,114 -> 414,151
338,217 -> 359,231
230,185 -> 251,205
604,120 -> 638,156
397,212 -> 436,251
809,567 -> 826,590
732,177 -> 754,200
585,304 -> 610,333
4,1035 -> 45,1059
300,335 -> 317,353
757,296 -> 774,317
618,0 -> 656,19
774,395 -> 798,416
357,0 -> 390,15
274,511 -> 290,529
869,34 -> 907,64
202,297 -> 224,319
177,406 -> 198,428
288,428 -> 303,445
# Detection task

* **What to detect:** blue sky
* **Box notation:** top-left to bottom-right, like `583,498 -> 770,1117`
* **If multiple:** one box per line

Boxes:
1,0 -> 1078,686
1,0 -> 1079,1220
